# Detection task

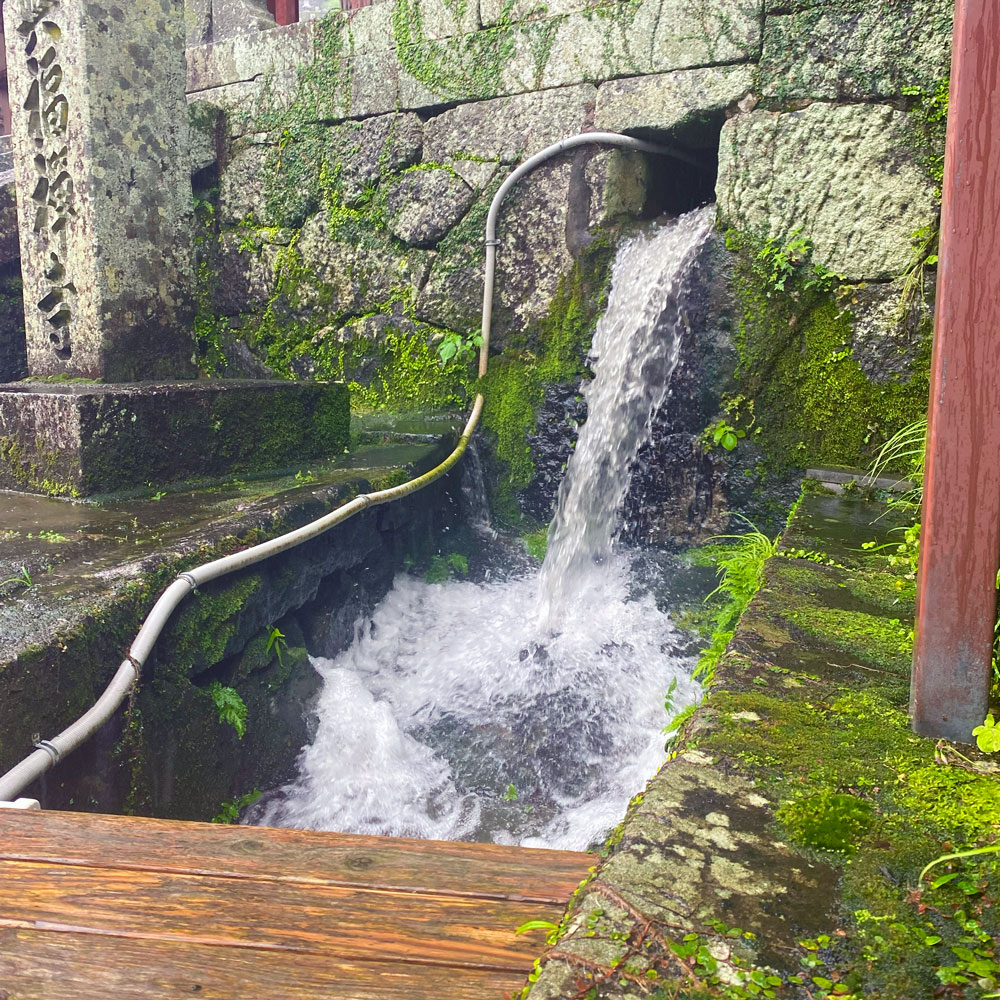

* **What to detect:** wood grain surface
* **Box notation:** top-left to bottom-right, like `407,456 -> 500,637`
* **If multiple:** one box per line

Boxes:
0,810 -> 593,1000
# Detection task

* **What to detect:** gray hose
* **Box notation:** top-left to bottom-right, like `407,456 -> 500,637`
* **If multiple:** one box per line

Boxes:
0,130 -> 694,803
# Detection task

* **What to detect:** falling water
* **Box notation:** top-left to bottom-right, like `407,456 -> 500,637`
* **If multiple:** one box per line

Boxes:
538,206 -> 715,627
251,207 -> 716,850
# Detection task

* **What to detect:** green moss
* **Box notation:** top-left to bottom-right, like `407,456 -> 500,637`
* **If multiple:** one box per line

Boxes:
788,604 -> 912,674
727,231 -> 931,473
776,790 -> 874,853
522,526 -> 548,561
693,492 -> 1000,999
480,237 -> 615,522
0,436 -> 78,497
166,575 -> 262,674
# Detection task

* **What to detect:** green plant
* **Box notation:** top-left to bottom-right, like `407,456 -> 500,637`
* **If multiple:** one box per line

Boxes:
212,788 -> 262,824
866,416 -> 926,508
703,419 -> 746,452
36,530 -> 68,543
208,682 -> 248,740
437,330 -> 483,365
294,469 -> 318,485
973,715 -> 1000,753
265,627 -> 288,668
424,551 -> 469,583
1,566 -> 32,591
522,526 -> 548,561
503,783 -> 518,801
693,523 -> 779,686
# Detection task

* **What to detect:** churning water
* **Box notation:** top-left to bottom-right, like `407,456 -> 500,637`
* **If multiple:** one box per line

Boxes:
251,206 -> 715,851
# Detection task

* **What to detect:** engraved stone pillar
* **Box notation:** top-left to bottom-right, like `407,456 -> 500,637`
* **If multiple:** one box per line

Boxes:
3,0 -> 196,380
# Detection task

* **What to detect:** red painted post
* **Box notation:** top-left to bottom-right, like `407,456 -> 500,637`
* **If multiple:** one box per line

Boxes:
911,0 -> 1000,742
266,0 -> 276,14
274,0 -> 299,25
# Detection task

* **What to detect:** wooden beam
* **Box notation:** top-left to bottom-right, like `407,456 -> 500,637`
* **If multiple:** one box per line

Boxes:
274,0 -> 299,25
911,0 -> 1000,741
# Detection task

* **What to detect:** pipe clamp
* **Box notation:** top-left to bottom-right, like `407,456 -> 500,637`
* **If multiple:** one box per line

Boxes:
33,740 -> 61,763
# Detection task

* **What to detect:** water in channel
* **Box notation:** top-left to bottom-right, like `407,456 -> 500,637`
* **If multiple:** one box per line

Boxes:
251,206 -> 716,851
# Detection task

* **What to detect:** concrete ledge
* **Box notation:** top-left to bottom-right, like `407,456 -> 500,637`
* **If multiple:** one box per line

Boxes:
0,379 -> 349,497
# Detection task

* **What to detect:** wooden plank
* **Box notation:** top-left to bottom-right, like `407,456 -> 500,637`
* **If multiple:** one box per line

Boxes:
0,860 -> 557,971
0,811 -> 593,903
911,0 -> 1000,740
0,926 -> 524,1000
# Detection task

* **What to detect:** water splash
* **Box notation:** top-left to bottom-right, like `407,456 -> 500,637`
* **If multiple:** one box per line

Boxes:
251,208 -> 715,850
537,206 -> 715,628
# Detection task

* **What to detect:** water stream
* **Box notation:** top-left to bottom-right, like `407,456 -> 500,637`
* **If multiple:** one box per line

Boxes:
251,207 -> 716,850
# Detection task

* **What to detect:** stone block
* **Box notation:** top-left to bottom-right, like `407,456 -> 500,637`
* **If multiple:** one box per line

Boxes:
717,104 -> 939,280
295,210 -> 433,317
386,168 -> 476,247
536,0 -> 763,90
423,85 -> 597,164
211,0 -> 274,41
334,113 -> 423,206
4,0 -> 196,380
0,380 -> 350,496
759,0 -> 953,102
189,101 -> 225,175
184,0 -> 213,47
595,65 -> 756,143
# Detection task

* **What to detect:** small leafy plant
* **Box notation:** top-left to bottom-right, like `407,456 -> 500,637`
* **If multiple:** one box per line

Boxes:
973,714 -> 1000,753
437,330 -> 483,365
1,566 -> 33,591
265,626 -> 288,668
208,682 -> 248,740
424,552 -> 469,583
706,419 -> 746,452
211,788 -> 261,824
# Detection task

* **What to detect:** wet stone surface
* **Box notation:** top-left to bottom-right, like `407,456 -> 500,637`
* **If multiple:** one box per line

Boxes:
0,380 -> 349,497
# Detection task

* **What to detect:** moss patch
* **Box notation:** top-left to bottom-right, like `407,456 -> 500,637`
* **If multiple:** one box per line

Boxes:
725,230 -> 931,473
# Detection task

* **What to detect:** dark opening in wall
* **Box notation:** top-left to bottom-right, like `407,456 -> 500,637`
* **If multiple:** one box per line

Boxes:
636,109 -> 724,218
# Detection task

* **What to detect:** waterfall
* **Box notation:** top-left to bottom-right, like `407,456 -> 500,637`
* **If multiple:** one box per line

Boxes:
250,207 -> 715,850
537,206 -> 715,627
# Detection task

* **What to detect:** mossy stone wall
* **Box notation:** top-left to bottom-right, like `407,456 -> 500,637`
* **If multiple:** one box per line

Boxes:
177,0 -> 950,532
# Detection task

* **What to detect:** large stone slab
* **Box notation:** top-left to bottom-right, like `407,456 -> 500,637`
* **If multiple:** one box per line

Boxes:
716,104 -> 939,280
187,0 -> 762,122
0,380 -> 349,496
423,84 -> 597,165
759,0 -> 953,102
595,65 -> 755,143
3,0 -> 196,380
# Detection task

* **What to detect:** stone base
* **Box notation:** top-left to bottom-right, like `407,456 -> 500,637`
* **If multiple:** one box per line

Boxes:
0,380 -> 350,497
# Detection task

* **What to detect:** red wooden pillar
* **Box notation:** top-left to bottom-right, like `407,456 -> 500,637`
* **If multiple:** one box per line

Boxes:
911,0 -> 1000,741
273,0 -> 299,25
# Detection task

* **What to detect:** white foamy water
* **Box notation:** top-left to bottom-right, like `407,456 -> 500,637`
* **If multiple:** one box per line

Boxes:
251,208 -> 715,850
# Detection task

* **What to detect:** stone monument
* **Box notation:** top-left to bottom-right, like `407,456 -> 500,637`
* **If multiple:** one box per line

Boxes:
4,0 -> 195,380
0,0 -> 348,496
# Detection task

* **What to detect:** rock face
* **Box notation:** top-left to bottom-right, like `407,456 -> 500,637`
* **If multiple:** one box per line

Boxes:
595,64 -> 755,142
717,104 -> 939,280
335,113 -> 424,206
759,0 -> 953,102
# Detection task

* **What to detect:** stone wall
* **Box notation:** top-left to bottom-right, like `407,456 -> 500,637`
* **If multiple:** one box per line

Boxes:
175,0 -> 949,536
0,0 -> 953,533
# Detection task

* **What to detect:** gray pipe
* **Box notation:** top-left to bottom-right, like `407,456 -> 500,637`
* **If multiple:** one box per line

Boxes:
0,130 -> 695,804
